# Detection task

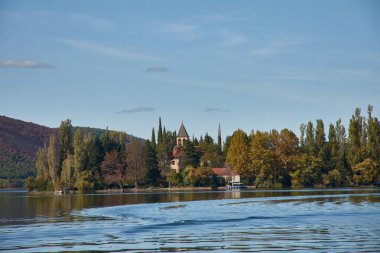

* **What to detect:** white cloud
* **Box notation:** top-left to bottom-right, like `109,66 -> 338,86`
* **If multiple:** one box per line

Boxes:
251,35 -> 303,57
116,106 -> 155,114
146,66 -> 169,72
220,31 -> 248,46
56,38 -> 159,61
158,23 -> 197,39
0,59 -> 55,68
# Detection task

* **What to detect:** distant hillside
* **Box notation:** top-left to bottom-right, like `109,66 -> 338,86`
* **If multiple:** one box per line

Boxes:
0,115 -> 141,179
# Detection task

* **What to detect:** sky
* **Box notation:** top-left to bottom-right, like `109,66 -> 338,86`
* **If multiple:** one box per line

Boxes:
1,0 -> 379,140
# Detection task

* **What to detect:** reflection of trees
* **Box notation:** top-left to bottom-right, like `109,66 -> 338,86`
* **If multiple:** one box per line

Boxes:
5,189 -> 379,225
24,193 -> 98,221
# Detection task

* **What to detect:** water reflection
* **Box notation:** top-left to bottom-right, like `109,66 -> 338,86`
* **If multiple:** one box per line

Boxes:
1,188 -> 380,252
1,188 -> 379,226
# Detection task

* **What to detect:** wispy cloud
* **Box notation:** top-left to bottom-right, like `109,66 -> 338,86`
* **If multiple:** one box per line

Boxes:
220,31 -> 248,46
146,65 -> 169,72
158,22 -> 197,39
56,38 -> 159,61
66,13 -> 115,32
0,59 -> 55,69
4,10 -> 114,32
116,106 -> 155,114
278,67 -> 380,82
193,14 -> 246,22
204,107 -> 230,112
251,35 -> 303,57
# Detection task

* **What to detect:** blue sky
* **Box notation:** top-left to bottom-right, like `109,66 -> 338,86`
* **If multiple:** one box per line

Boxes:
1,0 -> 379,140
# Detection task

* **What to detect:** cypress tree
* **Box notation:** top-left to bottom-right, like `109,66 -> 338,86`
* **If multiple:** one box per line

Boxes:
151,128 -> 156,150
183,140 -> 199,168
158,117 -> 163,144
218,123 -> 222,153
163,127 -> 167,146
144,140 -> 160,186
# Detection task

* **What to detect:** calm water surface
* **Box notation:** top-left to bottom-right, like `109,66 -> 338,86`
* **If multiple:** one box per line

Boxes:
1,188 -> 380,252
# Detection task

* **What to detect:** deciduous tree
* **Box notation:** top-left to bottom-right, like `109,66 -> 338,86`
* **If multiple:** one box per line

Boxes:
226,129 -> 250,177
101,150 -> 125,189
125,140 -> 145,188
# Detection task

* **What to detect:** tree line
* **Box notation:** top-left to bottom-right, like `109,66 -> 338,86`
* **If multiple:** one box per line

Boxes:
226,105 -> 380,187
26,105 -> 380,191
25,117 -> 225,191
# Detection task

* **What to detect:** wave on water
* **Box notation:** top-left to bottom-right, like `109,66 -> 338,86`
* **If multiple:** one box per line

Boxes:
77,192 -> 380,230
2,191 -> 380,252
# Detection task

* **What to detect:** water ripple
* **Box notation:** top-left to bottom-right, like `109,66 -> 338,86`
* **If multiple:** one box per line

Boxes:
1,190 -> 380,252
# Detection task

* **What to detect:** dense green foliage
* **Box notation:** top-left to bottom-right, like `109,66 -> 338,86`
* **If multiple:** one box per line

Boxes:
226,105 -> 380,188
26,120 -> 148,191
12,105 -> 380,190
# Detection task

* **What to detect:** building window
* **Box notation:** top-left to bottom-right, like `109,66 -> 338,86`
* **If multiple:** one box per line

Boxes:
171,161 -> 175,165
178,139 -> 182,145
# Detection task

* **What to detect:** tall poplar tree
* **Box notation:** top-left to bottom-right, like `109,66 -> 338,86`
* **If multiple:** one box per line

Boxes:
367,105 -> 380,161
315,119 -> 327,160
35,146 -> 48,180
61,155 -> 74,189
328,123 -> 338,162
47,135 -> 57,182
58,119 -> 73,172
305,121 -> 316,156
73,128 -> 85,174
299,123 -> 306,152
348,108 -> 364,165
335,119 -> 349,180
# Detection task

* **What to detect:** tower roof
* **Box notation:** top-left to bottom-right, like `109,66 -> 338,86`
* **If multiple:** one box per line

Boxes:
177,122 -> 189,138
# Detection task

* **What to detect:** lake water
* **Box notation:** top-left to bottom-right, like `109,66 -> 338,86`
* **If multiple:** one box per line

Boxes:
1,188 -> 380,252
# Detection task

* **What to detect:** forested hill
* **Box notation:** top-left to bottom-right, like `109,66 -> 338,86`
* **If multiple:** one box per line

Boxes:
0,115 -> 55,179
0,115 -> 140,179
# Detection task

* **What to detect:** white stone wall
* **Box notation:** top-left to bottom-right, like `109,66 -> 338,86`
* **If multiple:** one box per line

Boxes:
170,158 -> 180,173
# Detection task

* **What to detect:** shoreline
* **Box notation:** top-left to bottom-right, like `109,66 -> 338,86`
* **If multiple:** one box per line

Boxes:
2,185 -> 379,194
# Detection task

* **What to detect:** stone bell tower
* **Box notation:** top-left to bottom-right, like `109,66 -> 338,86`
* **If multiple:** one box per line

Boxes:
171,122 -> 190,172
176,121 -> 189,146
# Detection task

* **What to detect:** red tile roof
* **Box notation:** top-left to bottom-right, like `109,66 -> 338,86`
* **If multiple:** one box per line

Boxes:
212,168 -> 237,177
